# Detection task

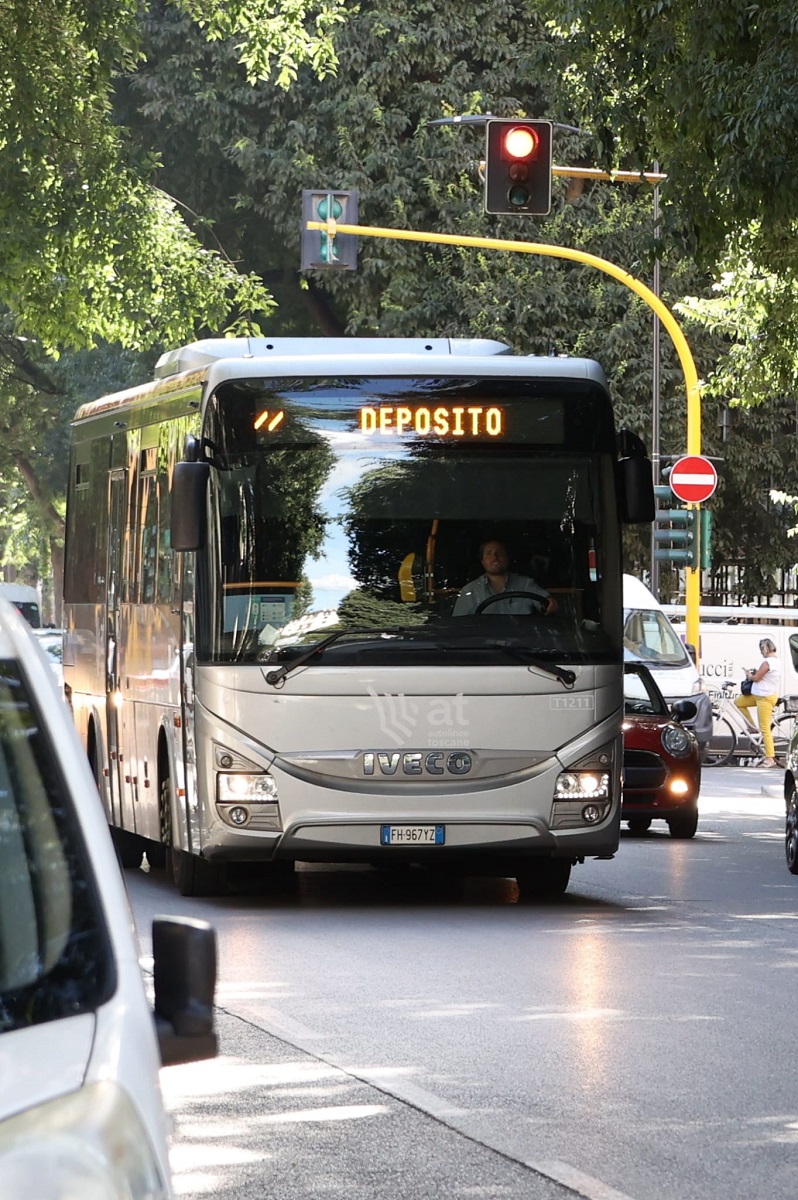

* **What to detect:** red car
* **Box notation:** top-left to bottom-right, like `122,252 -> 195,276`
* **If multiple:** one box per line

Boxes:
622,662 -> 701,838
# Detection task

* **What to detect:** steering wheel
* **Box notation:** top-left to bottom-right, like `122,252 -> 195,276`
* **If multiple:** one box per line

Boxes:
474,590 -> 548,615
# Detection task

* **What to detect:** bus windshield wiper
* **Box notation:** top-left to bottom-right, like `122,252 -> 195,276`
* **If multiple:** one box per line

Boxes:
264,626 -> 417,687
468,641 -> 577,687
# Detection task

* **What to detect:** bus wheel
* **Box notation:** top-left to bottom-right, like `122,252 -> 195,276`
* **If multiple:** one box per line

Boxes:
160,774 -> 225,897
515,859 -> 571,900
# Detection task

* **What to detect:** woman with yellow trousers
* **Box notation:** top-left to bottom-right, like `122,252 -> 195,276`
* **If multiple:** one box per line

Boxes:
735,638 -> 781,768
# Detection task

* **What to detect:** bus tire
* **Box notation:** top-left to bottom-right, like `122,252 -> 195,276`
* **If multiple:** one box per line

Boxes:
515,859 -> 571,900
159,773 -> 225,897
169,845 -> 225,897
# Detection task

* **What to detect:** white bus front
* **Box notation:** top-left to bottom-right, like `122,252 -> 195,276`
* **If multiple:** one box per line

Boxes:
172,350 -> 645,897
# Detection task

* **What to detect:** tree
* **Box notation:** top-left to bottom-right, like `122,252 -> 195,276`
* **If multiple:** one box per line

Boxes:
545,0 -> 798,405
0,0 -> 345,351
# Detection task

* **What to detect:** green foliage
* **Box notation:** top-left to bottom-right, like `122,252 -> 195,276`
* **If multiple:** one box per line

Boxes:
175,0 -> 345,87
0,0 -> 344,352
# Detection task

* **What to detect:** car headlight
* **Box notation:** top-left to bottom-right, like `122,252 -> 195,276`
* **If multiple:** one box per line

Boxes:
0,1081 -> 168,1200
661,724 -> 694,757
691,680 -> 704,694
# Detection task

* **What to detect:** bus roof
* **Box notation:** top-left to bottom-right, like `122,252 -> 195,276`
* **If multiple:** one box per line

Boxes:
74,337 -> 610,424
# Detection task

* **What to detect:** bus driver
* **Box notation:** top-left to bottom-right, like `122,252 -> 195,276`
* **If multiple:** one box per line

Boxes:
453,539 -> 558,617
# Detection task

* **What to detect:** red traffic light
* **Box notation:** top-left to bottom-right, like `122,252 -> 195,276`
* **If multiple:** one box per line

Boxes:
484,119 -> 552,215
502,125 -> 540,161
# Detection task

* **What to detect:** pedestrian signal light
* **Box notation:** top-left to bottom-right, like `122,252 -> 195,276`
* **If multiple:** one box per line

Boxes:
484,119 -> 552,216
301,189 -> 359,271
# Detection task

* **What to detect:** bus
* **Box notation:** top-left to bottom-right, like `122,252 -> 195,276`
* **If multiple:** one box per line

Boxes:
63,337 -> 653,897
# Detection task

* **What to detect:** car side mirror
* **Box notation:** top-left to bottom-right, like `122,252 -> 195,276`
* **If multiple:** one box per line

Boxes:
671,699 -> 697,723
153,916 -> 218,1066
684,642 -> 697,665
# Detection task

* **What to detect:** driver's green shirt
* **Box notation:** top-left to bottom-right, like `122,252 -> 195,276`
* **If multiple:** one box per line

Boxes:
452,572 -> 550,616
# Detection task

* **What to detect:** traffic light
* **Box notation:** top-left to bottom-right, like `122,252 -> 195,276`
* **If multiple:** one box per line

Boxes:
654,487 -> 698,568
300,189 -> 358,271
699,508 -> 713,570
484,119 -> 552,215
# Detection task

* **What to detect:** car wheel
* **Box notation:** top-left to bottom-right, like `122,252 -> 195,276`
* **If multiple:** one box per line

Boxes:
627,817 -> 652,835
667,807 -> 699,839
786,787 -> 798,875
515,859 -> 572,900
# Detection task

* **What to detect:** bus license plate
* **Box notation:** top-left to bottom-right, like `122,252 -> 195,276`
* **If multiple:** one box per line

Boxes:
380,825 -> 445,846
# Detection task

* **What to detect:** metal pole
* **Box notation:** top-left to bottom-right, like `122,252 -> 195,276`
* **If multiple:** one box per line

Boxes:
650,166 -> 661,598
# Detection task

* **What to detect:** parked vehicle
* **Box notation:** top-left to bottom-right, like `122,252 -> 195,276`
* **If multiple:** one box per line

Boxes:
31,627 -> 64,689
0,582 -> 40,628
623,575 -> 712,754
622,662 -> 701,838
664,603 -> 798,711
0,598 -> 217,1197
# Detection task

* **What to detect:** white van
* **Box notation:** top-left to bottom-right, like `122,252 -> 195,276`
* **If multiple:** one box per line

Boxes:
0,583 -> 41,628
663,603 -> 798,705
0,598 -> 217,1197
622,575 -> 713,750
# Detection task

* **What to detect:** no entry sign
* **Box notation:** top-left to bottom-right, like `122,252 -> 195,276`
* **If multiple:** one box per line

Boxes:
669,455 -> 718,504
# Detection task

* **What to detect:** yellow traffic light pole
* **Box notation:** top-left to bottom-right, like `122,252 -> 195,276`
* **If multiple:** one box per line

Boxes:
307,218 -> 703,658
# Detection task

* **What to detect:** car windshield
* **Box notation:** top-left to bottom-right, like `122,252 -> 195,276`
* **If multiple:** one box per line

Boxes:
0,660 -> 113,1032
624,663 -> 669,716
623,607 -> 690,667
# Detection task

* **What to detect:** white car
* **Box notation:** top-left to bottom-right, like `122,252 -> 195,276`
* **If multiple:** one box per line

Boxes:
31,627 -> 64,688
0,599 -> 217,1198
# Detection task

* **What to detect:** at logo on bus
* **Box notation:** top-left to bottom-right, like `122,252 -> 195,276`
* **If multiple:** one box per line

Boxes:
362,750 -> 473,777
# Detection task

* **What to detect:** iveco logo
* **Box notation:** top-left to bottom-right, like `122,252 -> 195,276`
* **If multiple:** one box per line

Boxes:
362,751 -> 473,777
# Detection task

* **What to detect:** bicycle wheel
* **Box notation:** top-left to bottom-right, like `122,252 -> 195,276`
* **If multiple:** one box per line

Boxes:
772,711 -> 798,761
702,713 -> 737,767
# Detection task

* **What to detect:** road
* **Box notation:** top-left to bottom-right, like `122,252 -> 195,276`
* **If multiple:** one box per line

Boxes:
127,765 -> 797,1200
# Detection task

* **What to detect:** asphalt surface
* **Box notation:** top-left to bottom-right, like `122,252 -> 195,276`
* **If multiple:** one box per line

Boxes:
131,763 -> 796,1200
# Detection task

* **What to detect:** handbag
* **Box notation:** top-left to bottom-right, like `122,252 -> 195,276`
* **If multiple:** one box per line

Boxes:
741,677 -> 753,695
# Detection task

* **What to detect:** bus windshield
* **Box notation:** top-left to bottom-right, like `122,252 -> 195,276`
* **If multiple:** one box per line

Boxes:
195,375 -> 622,668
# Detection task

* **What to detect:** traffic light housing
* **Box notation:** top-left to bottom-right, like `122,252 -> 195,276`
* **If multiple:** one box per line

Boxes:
484,119 -> 552,215
300,189 -> 358,271
653,486 -> 698,568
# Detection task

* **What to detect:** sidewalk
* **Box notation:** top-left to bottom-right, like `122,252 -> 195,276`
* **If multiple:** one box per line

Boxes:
160,1008 -> 582,1200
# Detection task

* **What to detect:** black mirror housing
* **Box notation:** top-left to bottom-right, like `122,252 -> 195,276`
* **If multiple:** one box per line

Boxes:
171,461 -> 210,551
153,916 -> 218,1066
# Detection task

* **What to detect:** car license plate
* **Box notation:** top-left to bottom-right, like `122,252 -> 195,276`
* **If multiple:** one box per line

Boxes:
380,824 -> 445,846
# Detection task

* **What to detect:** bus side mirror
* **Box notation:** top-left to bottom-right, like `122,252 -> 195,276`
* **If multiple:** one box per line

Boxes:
171,462 -> 210,551
616,456 -> 655,524
153,916 -> 217,1067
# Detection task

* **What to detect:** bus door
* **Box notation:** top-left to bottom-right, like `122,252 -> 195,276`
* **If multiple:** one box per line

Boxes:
104,470 -> 126,828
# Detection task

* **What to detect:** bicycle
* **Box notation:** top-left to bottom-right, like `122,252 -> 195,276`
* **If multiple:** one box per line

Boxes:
703,680 -> 798,767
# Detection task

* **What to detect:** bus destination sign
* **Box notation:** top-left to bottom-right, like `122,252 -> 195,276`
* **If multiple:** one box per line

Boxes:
359,405 -> 504,437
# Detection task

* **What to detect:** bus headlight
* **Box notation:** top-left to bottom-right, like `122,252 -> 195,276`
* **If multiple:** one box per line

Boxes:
217,774 -> 277,802
216,774 -> 281,831
554,771 -> 610,801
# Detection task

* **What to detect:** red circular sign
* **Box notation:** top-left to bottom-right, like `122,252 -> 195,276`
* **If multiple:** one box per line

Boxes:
669,455 -> 718,503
